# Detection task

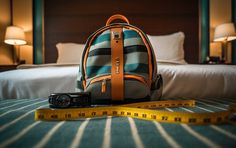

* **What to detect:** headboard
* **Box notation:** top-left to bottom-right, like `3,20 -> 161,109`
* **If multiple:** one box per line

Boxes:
44,0 -> 199,63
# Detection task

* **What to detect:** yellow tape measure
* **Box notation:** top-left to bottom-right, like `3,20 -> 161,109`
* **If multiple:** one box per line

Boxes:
35,100 -> 236,125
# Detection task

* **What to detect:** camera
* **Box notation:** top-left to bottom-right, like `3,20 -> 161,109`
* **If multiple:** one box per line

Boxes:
48,92 -> 91,108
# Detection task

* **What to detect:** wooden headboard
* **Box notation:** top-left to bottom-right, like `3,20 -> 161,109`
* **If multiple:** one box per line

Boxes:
44,0 -> 199,63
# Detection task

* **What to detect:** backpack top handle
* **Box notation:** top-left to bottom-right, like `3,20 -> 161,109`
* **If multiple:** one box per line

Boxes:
106,14 -> 130,26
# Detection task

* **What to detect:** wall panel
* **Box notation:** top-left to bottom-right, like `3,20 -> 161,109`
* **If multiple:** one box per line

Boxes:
44,0 -> 199,63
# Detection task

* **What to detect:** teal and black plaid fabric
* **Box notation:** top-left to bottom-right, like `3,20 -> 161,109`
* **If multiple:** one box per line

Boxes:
86,28 -> 149,79
0,98 -> 236,148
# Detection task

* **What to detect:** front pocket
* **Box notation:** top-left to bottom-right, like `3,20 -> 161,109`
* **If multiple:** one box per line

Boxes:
87,75 -> 111,94
88,74 -> 148,93
86,74 -> 150,101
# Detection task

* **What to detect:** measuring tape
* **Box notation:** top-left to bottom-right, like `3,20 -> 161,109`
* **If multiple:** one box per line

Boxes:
35,100 -> 236,125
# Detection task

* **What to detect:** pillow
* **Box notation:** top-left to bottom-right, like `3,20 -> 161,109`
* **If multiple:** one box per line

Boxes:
147,32 -> 187,64
56,43 -> 85,64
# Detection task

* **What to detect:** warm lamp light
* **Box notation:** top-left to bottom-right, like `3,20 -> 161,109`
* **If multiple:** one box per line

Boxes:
4,26 -> 26,64
214,23 -> 236,62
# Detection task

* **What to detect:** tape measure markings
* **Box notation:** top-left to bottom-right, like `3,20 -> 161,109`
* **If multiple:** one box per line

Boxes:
35,100 -> 236,125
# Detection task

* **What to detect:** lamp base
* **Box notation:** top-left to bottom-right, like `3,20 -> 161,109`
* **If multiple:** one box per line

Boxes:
19,60 -> 26,64
221,41 -> 228,63
13,45 -> 26,65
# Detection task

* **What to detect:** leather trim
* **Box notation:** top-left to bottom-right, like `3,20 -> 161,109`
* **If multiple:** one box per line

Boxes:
111,27 -> 124,101
106,14 -> 129,26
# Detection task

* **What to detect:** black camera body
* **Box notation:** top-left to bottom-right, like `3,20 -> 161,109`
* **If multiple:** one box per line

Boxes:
48,92 -> 91,108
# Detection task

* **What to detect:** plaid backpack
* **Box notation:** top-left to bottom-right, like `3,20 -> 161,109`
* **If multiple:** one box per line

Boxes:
77,14 -> 162,104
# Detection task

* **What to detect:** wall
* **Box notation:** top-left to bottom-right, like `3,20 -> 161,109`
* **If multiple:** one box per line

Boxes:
44,0 -> 199,63
0,0 -> 13,64
13,0 -> 33,64
210,0 -> 232,62
0,0 -> 233,64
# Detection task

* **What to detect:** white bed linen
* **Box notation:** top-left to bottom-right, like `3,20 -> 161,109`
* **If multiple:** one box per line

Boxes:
158,64 -> 236,99
0,64 -> 79,99
0,64 -> 235,99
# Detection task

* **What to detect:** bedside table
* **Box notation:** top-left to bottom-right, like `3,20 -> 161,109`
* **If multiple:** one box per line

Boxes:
0,64 -> 19,72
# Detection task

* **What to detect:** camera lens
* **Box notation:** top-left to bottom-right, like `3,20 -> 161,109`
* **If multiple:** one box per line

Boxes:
56,94 -> 71,108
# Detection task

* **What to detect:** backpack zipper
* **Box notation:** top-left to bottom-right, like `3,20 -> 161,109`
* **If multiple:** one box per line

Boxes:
87,75 -> 148,93
101,78 -> 107,93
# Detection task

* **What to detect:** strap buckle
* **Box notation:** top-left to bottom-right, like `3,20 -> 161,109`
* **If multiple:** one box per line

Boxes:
112,31 -> 121,40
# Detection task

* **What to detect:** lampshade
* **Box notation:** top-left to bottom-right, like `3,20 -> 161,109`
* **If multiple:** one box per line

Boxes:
4,26 -> 27,45
214,23 -> 236,42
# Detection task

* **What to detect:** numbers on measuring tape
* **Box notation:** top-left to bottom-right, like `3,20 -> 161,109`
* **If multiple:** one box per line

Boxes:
142,114 -> 147,118
174,117 -> 181,122
203,118 -> 211,123
162,116 -> 168,120
91,112 -> 96,116
102,111 -> 107,115
38,115 -> 44,119
127,112 -> 131,115
151,105 -> 156,108
113,111 -> 117,115
134,113 -> 138,117
65,114 -> 71,118
51,114 -> 58,119
79,113 -> 85,117
189,118 -> 197,123
151,115 -> 156,119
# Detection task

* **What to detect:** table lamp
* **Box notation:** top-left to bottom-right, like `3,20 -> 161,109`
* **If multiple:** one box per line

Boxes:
4,26 -> 27,64
214,23 -> 236,63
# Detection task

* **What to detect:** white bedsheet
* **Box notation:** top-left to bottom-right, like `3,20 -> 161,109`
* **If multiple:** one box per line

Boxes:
0,64 -> 235,99
158,64 -> 236,99
0,64 -> 79,99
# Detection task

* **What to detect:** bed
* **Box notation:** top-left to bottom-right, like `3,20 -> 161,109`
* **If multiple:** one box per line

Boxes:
0,64 -> 236,100
2,31 -> 236,100
1,0 -> 236,147
1,63 -> 236,148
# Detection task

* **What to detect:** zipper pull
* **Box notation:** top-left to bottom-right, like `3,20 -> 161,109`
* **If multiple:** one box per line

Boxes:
101,79 -> 107,93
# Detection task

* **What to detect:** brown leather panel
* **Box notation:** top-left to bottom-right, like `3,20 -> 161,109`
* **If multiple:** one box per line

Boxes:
111,27 -> 124,101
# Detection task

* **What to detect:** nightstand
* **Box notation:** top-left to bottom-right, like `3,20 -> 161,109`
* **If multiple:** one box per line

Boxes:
0,64 -> 19,72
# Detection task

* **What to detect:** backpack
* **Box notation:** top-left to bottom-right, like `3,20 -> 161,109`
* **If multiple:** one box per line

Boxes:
76,14 -> 162,104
